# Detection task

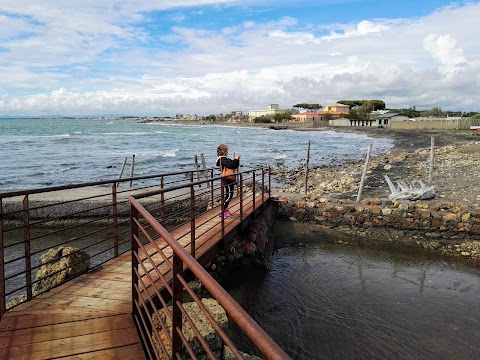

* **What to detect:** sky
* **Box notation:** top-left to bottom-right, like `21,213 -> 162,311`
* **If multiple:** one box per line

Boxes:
0,0 -> 479,117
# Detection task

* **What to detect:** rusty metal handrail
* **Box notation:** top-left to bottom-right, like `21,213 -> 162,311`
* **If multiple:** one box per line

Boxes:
0,168 -> 217,319
0,167 -> 217,198
129,167 -> 289,359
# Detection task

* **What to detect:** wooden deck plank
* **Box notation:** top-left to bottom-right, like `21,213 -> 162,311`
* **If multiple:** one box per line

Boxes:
0,192 -> 268,360
0,314 -> 135,347
0,313 -> 116,332
0,327 -> 142,360
48,277 -> 133,292
55,343 -> 146,360
45,283 -> 129,301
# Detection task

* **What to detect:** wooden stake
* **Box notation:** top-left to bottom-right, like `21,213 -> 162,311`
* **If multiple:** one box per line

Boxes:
200,154 -> 208,179
129,154 -> 135,187
118,156 -> 127,184
356,143 -> 372,202
428,135 -> 435,186
304,141 -> 311,195
194,155 -> 200,182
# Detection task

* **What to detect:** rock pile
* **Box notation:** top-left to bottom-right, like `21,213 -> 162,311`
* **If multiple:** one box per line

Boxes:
151,298 -> 261,360
33,246 -> 90,293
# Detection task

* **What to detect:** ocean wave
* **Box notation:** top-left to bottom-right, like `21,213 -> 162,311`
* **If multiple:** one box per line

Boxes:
274,154 -> 287,160
161,149 -> 178,157
33,167 -> 72,176
134,149 -> 179,159
101,131 -> 154,136
39,134 -> 71,138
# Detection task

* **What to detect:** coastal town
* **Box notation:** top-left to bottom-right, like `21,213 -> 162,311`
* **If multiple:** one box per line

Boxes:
135,101 -> 480,133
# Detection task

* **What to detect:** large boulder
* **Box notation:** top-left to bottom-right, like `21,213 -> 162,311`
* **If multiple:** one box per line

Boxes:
152,298 -> 228,360
33,246 -> 90,293
223,346 -> 263,360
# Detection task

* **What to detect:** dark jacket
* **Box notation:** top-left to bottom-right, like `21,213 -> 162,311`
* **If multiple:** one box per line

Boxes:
216,156 -> 239,170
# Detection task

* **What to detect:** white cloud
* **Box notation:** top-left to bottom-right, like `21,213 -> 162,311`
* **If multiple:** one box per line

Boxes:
423,33 -> 466,73
322,19 -> 389,40
1,1 -> 480,116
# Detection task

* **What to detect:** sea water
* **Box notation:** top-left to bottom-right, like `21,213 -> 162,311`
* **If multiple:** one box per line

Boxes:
0,118 -> 394,190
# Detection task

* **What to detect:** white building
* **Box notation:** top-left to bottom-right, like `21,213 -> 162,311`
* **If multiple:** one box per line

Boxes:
375,112 -> 409,128
248,104 -> 287,121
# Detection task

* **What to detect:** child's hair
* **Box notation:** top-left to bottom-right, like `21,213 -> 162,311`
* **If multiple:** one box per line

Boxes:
217,144 -> 228,156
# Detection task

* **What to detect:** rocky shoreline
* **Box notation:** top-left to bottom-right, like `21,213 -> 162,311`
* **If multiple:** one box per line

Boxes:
270,127 -> 480,265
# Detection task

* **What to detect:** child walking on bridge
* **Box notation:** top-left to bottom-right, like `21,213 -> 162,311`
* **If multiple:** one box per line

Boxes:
216,144 -> 240,218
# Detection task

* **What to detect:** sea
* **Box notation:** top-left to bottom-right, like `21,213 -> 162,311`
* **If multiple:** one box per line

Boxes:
0,117 -> 395,190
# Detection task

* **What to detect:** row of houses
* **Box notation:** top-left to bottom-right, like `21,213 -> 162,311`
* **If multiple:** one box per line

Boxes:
248,104 -> 410,128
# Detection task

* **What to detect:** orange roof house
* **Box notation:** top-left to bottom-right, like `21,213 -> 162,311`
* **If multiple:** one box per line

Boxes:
292,104 -> 349,123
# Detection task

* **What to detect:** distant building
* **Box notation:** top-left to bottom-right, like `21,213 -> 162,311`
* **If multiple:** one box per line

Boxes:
329,112 -> 409,127
323,103 -> 350,114
227,111 -> 244,122
248,104 -> 287,121
375,112 -> 409,128
292,104 -> 349,126
292,111 -> 347,125
292,112 -> 323,122
185,114 -> 198,120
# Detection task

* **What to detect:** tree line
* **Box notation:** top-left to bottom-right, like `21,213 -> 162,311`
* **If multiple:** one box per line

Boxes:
205,100 -> 479,123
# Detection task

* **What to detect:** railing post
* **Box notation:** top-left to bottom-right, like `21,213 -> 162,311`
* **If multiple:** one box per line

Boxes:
210,169 -> 214,209
268,167 -> 272,198
172,253 -> 184,357
190,183 -> 196,258
111,183 -> 119,257
22,195 -> 32,301
252,171 -> 256,211
160,176 -> 165,223
220,178 -> 225,238
239,174 -> 244,222
261,168 -> 265,203
130,203 -> 139,317
0,198 -> 5,317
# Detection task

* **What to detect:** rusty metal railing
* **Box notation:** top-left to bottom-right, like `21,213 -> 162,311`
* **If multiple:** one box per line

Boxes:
129,167 -> 288,359
0,168 -> 215,318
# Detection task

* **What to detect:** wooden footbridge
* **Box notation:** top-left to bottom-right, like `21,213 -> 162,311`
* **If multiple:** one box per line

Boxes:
0,168 -> 290,359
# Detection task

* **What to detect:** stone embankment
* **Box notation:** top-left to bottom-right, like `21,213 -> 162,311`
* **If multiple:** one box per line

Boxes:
273,139 -> 480,263
276,198 -> 480,259
207,204 -> 276,281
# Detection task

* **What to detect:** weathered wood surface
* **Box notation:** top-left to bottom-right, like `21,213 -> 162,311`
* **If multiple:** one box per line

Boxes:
384,175 -> 436,201
0,194 -> 266,359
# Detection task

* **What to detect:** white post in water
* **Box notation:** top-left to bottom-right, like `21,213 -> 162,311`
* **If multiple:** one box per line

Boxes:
428,135 -> 435,187
194,155 -> 200,182
356,143 -> 372,202
129,154 -> 135,187
200,154 -> 208,179
304,141 -> 311,195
